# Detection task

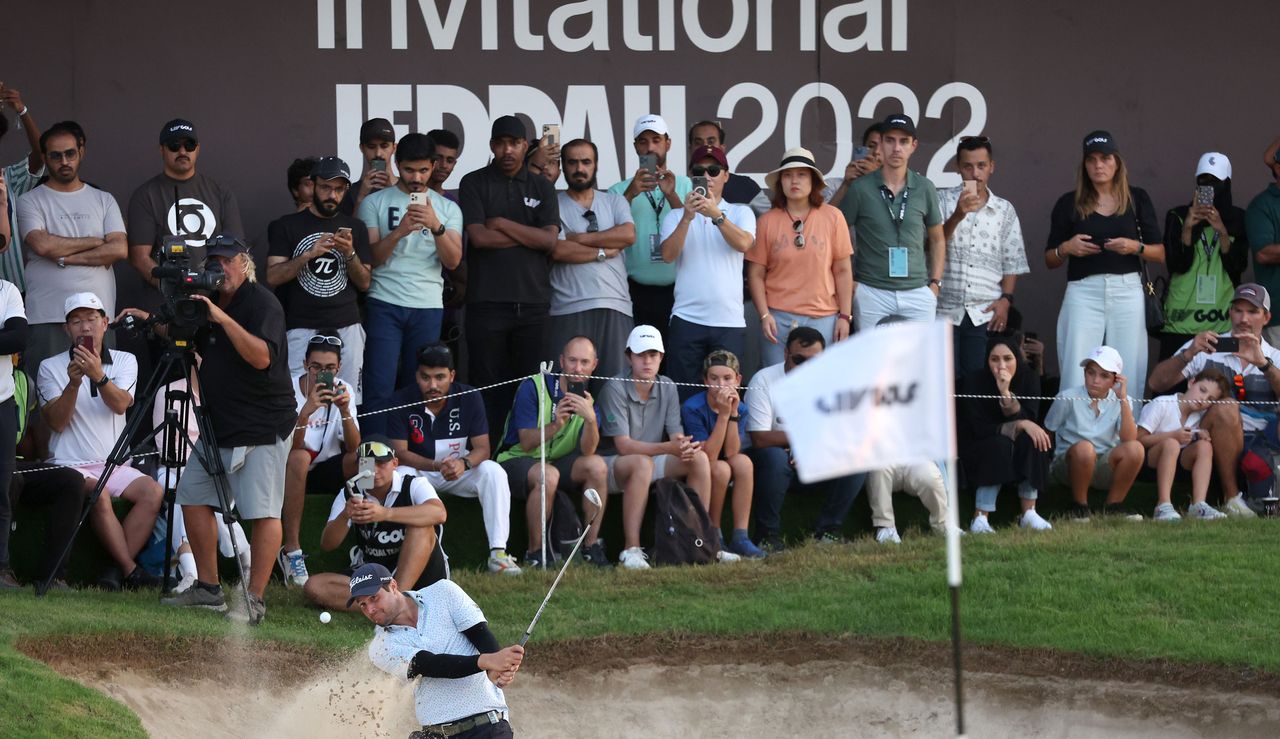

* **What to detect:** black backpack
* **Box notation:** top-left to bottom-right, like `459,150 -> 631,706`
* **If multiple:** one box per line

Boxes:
651,479 -> 720,566
547,488 -> 584,561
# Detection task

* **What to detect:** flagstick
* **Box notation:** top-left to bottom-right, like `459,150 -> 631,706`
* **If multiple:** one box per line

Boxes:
943,456 -> 966,738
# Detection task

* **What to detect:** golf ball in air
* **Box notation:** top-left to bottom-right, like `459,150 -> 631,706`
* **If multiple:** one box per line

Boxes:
320,611 -> 332,624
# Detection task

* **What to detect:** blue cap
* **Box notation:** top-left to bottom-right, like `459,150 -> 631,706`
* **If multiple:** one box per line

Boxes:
347,563 -> 393,606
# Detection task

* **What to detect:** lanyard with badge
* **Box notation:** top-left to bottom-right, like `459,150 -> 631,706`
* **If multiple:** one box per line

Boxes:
645,190 -> 665,262
1195,224 -> 1219,305
879,185 -> 911,278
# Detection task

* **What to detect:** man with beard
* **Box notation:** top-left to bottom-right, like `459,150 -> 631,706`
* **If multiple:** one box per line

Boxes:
458,116 -> 559,444
609,115 -> 691,348
266,156 -> 372,397
358,134 -> 462,413
427,129 -> 461,200
17,121 -> 127,372
547,139 -> 636,380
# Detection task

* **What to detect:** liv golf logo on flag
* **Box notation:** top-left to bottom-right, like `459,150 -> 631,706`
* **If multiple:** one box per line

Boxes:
773,320 -> 956,483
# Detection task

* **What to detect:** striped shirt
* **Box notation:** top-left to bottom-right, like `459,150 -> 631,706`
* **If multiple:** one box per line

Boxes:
1,154 -> 45,292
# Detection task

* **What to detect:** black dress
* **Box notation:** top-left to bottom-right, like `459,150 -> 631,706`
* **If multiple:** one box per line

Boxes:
958,343 -> 1050,491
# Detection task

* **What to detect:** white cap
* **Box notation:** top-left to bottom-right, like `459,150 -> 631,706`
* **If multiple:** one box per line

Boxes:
626,324 -> 664,354
1195,152 -> 1232,181
64,292 -> 106,318
1080,345 -> 1123,374
632,114 -> 669,139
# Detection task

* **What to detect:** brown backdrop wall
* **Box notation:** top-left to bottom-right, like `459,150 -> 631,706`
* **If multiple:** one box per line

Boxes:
2,0 -> 1276,361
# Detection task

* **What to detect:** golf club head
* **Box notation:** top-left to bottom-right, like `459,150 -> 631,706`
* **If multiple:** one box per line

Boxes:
583,488 -> 602,524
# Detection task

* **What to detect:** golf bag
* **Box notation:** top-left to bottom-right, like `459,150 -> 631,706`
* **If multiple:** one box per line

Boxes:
651,479 -> 719,566
548,489 -> 583,561
1238,429 -> 1280,514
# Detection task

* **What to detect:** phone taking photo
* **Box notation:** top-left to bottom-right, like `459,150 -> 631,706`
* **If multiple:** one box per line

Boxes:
853,145 -> 871,161
1195,185 -> 1215,207
408,192 -> 427,207
75,336 -> 95,354
567,380 -> 586,397
638,153 -> 658,174
541,123 -> 560,147
962,180 -> 978,197
1215,336 -> 1240,353
691,175 -> 709,198
371,158 -> 388,173
356,454 -> 375,493
336,226 -> 352,239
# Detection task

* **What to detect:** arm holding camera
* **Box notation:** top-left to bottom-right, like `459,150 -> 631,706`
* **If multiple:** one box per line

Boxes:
189,294 -> 270,370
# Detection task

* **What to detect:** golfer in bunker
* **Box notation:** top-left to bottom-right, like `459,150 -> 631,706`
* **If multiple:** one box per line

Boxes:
351,562 -> 524,738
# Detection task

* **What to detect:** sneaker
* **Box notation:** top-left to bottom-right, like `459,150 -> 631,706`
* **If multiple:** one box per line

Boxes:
1188,501 -> 1227,520
580,540 -> 612,568
123,566 -> 162,590
727,531 -> 766,559
1224,495 -> 1258,519
46,579 -> 72,592
875,527 -> 902,545
716,549 -> 742,563
618,546 -> 651,570
969,515 -> 995,535
487,550 -> 523,576
168,573 -> 197,595
277,548 -> 309,587
758,534 -> 786,554
1104,503 -> 1144,521
523,550 -> 553,570
225,592 -> 266,626
161,582 -> 228,612
0,568 -> 19,589
1068,503 -> 1092,523
813,531 -> 848,545
1152,503 -> 1182,522
97,565 -> 123,592
1019,509 -> 1054,531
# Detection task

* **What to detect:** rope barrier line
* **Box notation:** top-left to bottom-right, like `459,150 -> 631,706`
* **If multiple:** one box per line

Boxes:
18,371 -> 1277,477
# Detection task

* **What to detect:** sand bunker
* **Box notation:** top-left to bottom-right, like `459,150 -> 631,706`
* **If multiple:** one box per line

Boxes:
68,650 -> 1280,738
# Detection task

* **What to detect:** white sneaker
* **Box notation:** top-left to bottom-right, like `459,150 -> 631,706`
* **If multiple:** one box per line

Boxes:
1224,495 -> 1258,518
715,549 -> 741,563
171,573 -> 196,594
875,527 -> 902,545
487,550 -> 523,575
1019,509 -> 1053,531
970,516 -> 996,535
1188,501 -> 1227,520
618,547 -> 651,570
1152,503 -> 1182,522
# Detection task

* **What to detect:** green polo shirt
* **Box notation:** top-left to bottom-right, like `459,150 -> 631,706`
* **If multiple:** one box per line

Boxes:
608,176 -> 692,286
1247,183 -> 1280,327
839,169 -> 942,290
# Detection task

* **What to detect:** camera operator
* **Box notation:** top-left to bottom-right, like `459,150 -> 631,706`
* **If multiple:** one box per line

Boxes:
120,238 -> 295,624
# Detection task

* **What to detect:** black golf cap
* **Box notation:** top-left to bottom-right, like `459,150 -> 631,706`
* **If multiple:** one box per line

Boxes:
159,119 -> 198,146
491,115 -> 527,141
881,113 -> 916,137
359,118 -> 396,145
347,563 -> 394,606
1083,130 -> 1118,156
311,156 -> 351,182
205,235 -> 250,259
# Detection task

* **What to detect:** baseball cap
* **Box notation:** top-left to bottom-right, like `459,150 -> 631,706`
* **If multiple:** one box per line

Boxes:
626,325 -> 664,354
358,437 -> 396,462
1082,130 -> 1118,156
311,156 -> 352,182
632,114 -> 669,139
1080,345 -> 1123,374
159,119 -> 198,146
205,235 -> 249,259
689,145 -> 729,170
490,115 -> 527,141
1233,283 -> 1271,311
702,348 -> 740,376
359,118 -> 396,145
881,114 -> 916,137
64,292 -> 106,318
1195,152 -> 1232,182
347,563 -> 394,606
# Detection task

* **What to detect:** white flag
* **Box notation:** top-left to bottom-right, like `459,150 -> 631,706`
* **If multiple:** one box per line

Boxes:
772,320 -> 956,483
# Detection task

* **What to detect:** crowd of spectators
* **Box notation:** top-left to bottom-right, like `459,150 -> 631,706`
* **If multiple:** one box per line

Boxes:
1,80 -> 1278,617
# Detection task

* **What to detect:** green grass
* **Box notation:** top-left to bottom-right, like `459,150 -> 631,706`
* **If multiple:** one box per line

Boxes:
2,514 -> 1279,738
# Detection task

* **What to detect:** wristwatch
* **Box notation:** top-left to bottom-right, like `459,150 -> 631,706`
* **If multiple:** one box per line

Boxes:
462,457 -> 473,471
57,257 -> 66,269
837,312 -> 852,323
711,215 -> 726,227
596,248 -> 607,262
1263,358 -> 1276,374
431,223 -> 447,237
93,374 -> 110,388
999,292 -> 1014,304
727,415 -> 741,423
928,278 -> 943,289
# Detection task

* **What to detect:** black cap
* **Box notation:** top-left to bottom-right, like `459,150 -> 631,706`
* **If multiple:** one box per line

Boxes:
159,119 -> 198,146
311,156 -> 351,182
881,114 -> 916,137
205,235 -> 249,259
491,115 -> 527,141
1083,130 -> 1118,155
359,118 -> 396,145
347,563 -> 394,606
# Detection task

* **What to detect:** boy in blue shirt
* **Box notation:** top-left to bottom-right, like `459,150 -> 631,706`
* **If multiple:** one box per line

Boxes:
1044,345 -> 1145,520
681,350 -> 765,558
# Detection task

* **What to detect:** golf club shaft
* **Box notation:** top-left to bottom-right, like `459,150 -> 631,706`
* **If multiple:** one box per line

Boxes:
519,506 -> 599,647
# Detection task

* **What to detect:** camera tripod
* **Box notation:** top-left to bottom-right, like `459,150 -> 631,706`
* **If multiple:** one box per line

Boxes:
36,341 -> 249,604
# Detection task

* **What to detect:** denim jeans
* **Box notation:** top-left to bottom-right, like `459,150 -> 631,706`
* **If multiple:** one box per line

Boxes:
1055,272 -> 1147,399
667,316 -> 744,401
746,446 -> 865,537
760,308 -> 837,368
975,480 -> 1037,513
854,284 -> 936,331
953,314 -> 992,380
363,297 -> 443,412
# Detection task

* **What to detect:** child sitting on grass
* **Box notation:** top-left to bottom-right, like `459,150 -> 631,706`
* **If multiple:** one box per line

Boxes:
1044,346 -> 1145,521
1137,370 -> 1231,522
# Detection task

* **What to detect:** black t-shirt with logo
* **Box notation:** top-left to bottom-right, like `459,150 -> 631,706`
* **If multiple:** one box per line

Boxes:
266,209 -> 372,329
457,164 -> 558,304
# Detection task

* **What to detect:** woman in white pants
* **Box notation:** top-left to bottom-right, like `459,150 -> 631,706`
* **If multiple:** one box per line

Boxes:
1045,130 -> 1164,399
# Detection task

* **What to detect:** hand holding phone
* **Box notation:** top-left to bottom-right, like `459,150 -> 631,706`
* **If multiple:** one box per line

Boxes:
853,146 -> 870,162
1214,336 -> 1240,353
1195,185 -> 1215,207
566,380 -> 586,397
75,336 -> 95,354
541,124 -> 560,148
691,175 -> 709,198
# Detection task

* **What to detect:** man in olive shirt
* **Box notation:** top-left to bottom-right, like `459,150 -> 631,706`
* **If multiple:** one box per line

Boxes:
838,114 -> 945,329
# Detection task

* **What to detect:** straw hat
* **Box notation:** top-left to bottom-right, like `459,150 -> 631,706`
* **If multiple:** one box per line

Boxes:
764,147 -> 826,191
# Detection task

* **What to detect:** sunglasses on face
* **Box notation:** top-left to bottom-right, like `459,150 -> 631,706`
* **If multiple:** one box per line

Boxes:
309,335 -> 344,347
583,210 -> 599,233
690,164 -> 723,177
792,219 -> 806,249
165,141 -> 198,153
47,148 -> 79,163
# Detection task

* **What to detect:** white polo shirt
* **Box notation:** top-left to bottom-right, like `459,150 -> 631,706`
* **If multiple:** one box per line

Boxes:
38,348 -> 138,466
660,200 -> 755,328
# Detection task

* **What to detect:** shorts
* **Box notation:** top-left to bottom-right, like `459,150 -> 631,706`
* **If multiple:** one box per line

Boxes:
305,454 -> 348,497
500,454 -> 581,499
176,435 -> 289,520
603,453 -> 671,493
74,462 -> 149,499
1050,451 -> 1115,490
